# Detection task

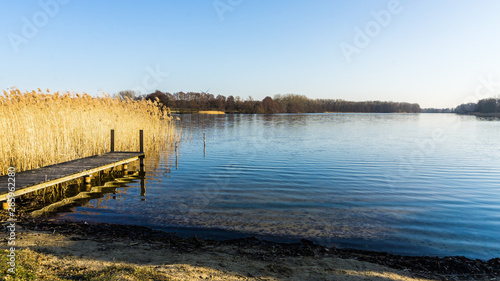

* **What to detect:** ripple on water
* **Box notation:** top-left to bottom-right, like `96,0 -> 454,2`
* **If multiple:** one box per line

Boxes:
62,114 -> 500,260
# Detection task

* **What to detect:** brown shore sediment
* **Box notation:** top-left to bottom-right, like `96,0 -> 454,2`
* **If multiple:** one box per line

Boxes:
1,215 -> 499,281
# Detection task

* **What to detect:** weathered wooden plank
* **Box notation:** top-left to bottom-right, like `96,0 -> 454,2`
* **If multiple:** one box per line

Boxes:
0,152 -> 144,201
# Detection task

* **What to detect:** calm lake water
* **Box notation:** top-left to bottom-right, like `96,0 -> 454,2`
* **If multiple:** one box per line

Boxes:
59,113 -> 500,260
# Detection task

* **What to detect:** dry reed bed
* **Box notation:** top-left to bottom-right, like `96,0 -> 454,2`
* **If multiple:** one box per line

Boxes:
197,110 -> 226,114
0,89 -> 179,176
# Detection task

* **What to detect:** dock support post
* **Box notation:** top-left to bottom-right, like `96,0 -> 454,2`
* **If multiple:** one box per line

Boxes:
139,130 -> 144,170
140,175 -> 146,199
123,164 -> 128,175
139,130 -> 144,153
110,129 -> 115,152
139,150 -> 146,200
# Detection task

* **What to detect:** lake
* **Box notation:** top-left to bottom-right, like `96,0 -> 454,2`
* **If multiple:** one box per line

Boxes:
58,113 -> 500,260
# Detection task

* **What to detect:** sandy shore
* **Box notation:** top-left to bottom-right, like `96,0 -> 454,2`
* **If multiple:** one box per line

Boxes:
1,217 -> 499,280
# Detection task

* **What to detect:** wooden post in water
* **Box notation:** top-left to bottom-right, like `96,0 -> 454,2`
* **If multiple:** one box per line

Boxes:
139,130 -> 144,153
110,129 -> 115,152
139,131 -> 146,198
140,176 -> 146,198
139,130 -> 144,170
175,141 -> 178,170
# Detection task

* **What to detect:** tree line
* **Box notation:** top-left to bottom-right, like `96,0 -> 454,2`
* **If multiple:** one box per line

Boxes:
421,108 -> 454,113
455,98 -> 500,114
119,90 -> 421,114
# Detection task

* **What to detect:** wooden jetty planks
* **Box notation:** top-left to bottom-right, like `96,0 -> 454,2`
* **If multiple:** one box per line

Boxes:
0,152 -> 144,201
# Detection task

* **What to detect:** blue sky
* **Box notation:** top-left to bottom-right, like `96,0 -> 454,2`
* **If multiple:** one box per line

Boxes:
2,0 -> 500,108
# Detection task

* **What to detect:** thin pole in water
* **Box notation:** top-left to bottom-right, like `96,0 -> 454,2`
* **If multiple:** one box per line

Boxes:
175,141 -> 178,170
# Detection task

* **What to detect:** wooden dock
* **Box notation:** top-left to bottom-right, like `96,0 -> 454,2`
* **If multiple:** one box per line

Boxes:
0,152 -> 144,202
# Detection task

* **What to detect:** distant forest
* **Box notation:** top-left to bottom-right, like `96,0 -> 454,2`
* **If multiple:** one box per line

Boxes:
421,108 -> 454,113
126,91 -> 422,114
455,98 -> 500,115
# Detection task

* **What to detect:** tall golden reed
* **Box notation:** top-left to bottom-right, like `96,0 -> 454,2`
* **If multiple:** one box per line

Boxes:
0,88 -> 178,176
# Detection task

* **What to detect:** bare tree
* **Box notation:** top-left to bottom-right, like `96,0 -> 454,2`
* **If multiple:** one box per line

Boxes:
117,90 -> 138,100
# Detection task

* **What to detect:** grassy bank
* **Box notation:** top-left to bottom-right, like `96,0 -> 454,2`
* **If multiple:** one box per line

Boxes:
0,248 -> 171,281
0,89 -> 178,176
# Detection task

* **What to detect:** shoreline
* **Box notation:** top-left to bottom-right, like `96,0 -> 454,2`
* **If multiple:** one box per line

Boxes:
3,216 -> 499,281
458,112 -> 500,118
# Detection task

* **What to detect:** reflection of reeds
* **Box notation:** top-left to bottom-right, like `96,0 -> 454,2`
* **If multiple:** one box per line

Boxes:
198,110 -> 226,114
0,88 -> 180,176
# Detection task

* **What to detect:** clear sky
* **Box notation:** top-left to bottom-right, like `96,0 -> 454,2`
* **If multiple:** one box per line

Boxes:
2,0 -> 500,108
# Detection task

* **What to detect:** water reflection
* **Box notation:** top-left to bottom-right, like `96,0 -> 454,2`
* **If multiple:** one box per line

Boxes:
25,162 -> 147,217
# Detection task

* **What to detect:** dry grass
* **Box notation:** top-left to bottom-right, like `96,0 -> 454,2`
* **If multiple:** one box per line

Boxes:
0,88 -> 179,176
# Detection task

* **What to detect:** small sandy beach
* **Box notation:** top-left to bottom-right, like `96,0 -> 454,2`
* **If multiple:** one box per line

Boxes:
2,217 -> 499,281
